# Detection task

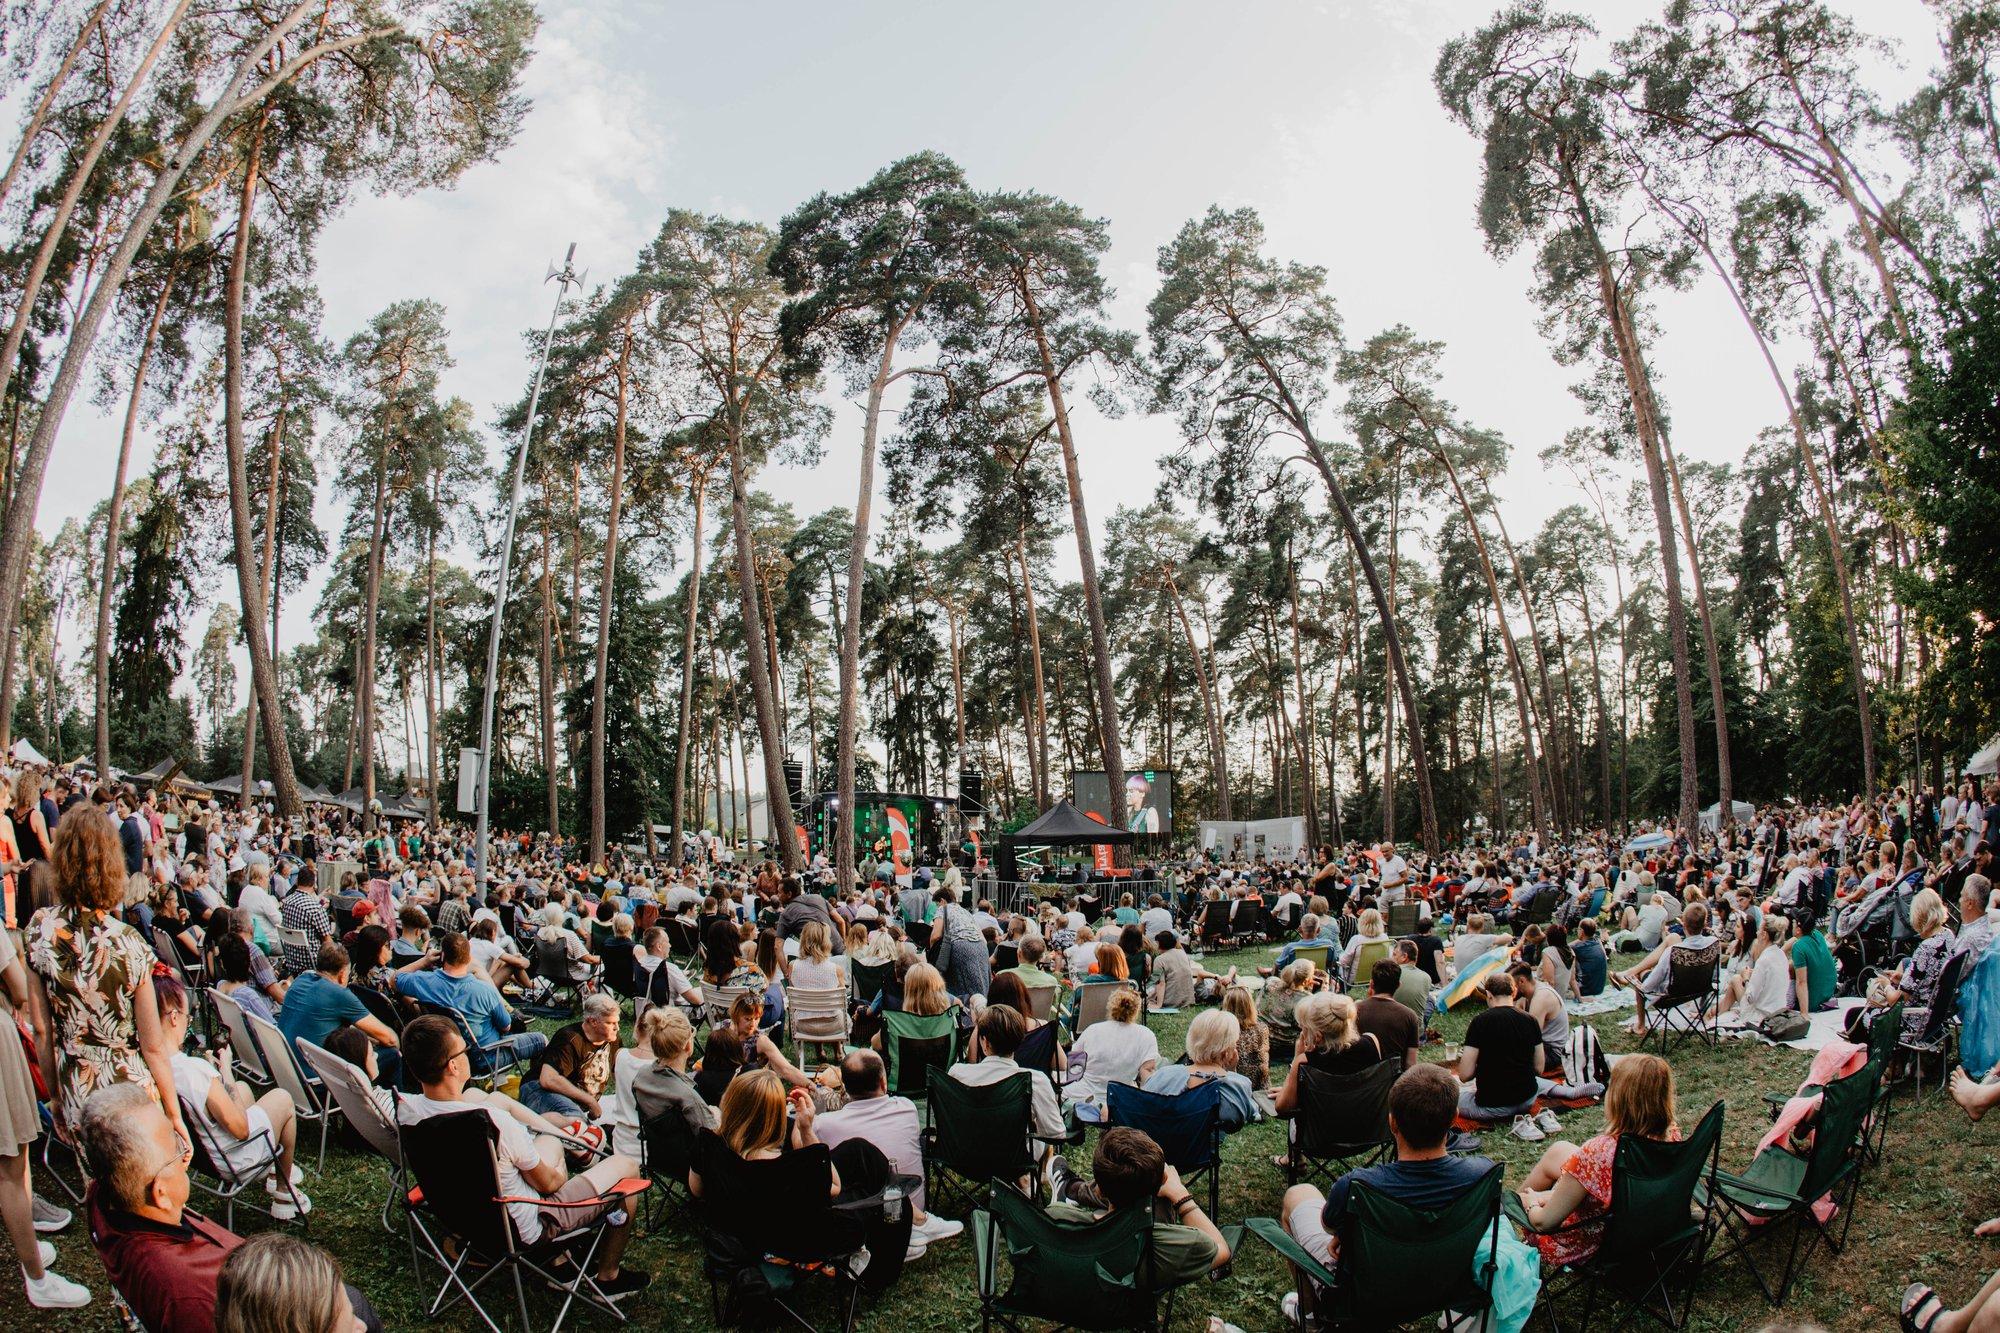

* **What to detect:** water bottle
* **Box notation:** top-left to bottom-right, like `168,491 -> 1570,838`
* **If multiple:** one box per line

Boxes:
881,1182 -> 903,1224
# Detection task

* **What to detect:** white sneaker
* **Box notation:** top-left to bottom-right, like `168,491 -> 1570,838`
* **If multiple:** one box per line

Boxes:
1512,1114 -> 1546,1142
35,1241 -> 53,1268
1534,1109 -> 1562,1135
265,1166 -> 304,1192
903,1233 -> 929,1263
848,1244 -> 872,1276
1282,1292 -> 1300,1325
269,1187 -> 313,1220
31,1194 -> 72,1233
24,1266 -> 92,1309
917,1215 -> 964,1244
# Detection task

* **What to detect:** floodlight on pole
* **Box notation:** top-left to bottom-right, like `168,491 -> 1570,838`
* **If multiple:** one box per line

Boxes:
473,243 -> 583,888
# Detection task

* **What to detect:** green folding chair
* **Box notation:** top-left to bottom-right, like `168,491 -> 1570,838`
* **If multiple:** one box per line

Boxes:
1291,942 -> 1332,976
1535,1100 -> 1725,1332
1346,940 -> 1392,996
972,1180 -> 1233,1332
882,1008 -> 962,1099
1701,1064 -> 1874,1306
1244,1160 -> 1503,1330
923,1068 -> 1053,1216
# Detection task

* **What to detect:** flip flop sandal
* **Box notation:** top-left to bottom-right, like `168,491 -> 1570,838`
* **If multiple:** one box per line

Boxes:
1903,1282 -> 1946,1333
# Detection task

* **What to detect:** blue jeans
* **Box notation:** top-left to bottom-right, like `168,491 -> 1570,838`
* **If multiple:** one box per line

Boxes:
474,1030 -> 547,1075
1458,1077 -> 1557,1122
520,1079 -> 586,1120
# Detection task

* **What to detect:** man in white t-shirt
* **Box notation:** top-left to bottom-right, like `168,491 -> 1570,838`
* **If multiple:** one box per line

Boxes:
1377,845 -> 1409,892
395,1014 -> 650,1298
1138,896 -> 1175,940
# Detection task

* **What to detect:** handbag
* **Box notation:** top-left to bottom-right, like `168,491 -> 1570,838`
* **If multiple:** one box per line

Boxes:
1759,1010 -> 1811,1042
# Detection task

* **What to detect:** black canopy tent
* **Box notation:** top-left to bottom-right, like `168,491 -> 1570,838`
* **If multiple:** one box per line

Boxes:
996,799 -> 1133,882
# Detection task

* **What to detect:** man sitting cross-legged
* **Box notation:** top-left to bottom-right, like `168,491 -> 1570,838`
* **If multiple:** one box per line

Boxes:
1277,1064 -> 1497,1326
394,1014 -> 651,1297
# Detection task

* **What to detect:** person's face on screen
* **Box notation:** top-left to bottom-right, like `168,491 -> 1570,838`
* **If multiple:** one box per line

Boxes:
1126,780 -> 1149,815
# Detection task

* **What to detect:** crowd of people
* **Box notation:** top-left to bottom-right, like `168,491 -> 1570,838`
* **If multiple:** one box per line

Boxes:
0,763 -> 1993,1330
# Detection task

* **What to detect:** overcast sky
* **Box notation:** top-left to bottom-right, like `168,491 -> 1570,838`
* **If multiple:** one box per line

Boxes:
46,0 -> 1947,716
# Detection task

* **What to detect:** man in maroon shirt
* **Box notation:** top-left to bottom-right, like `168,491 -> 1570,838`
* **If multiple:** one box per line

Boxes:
81,1084 -> 380,1332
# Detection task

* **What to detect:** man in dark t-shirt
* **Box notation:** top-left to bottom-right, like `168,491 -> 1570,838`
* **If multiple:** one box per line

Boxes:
522,993 -> 619,1121
1457,970 -> 1550,1120
1355,959 -> 1421,1069
1278,1063 -> 1495,1276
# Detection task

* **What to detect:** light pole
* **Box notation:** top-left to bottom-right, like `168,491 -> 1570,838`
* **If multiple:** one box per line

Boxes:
473,243 -> 583,888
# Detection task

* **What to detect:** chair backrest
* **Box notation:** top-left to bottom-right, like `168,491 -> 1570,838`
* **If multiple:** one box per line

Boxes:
1200,900 -> 1231,938
849,960 -> 893,1008
347,982 -> 404,1035
1293,1060 -> 1396,1160
639,1109 -> 696,1183
399,1108 -> 517,1258
925,1066 -> 1034,1182
1347,940 -> 1389,988
786,984 -> 851,1044
297,1040 -> 400,1166
1016,1019 -> 1060,1078
1022,982 -> 1058,1023
1797,1064 -> 1873,1204
993,942 -> 1019,973
1073,979 -> 1137,1037
984,1180 -> 1164,1328
882,1008 -> 961,1097
704,983 -> 758,1029
1106,1079 -> 1223,1174
245,1013 -> 322,1114
1663,940 -> 1721,1001
534,935 -> 575,981
149,926 -> 180,970
1523,886 -> 1560,925
1385,902 -> 1421,937
1291,942 -> 1332,975
207,988 -> 269,1080
664,917 -> 702,962
1597,1100 -> 1725,1265
1913,950 -> 1968,1045
1335,1161 -> 1503,1327
178,1092 -> 257,1186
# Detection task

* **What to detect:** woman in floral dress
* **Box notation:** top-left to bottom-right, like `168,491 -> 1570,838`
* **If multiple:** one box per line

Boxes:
23,813 -> 185,1145
1885,889 -> 1958,1046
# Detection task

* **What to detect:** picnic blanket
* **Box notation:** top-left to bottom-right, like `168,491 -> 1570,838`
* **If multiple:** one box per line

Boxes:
1566,988 -> 1635,1018
1708,997 -> 1867,1051
1452,1085 -> 1602,1133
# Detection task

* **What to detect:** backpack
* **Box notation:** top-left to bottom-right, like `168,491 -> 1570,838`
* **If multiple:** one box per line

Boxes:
1562,1022 -> 1610,1087
1759,1010 -> 1811,1043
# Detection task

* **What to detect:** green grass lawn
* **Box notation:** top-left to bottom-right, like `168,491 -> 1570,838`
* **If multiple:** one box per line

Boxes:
18,942 -> 1989,1330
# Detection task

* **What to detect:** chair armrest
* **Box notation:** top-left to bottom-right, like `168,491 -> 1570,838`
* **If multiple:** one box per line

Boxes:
501,1177 -> 651,1208
1243,1215 -> 1338,1289
1708,1166 -> 1805,1207
971,1208 -> 998,1298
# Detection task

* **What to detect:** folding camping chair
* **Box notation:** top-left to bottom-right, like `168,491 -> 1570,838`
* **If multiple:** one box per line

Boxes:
401,1107 -> 648,1333
1897,949 -> 1966,1095
847,960 -> 893,1010
973,1179 -> 1230,1333
1245,1160 -> 1503,1331
1280,1060 -> 1396,1185
1070,979 -> 1139,1040
245,1013 -> 340,1173
1532,1100 -> 1725,1332
881,1009 -> 962,1099
923,1067 -> 1040,1215
1385,901 -> 1422,938
179,1093 -> 303,1231
1105,1079 -> 1224,1220
638,1110 -> 698,1233
1701,1064 -> 1874,1306
297,1039 -> 414,1243
1646,941 -> 1722,1052
1021,981 -> 1058,1023
207,987 -> 273,1090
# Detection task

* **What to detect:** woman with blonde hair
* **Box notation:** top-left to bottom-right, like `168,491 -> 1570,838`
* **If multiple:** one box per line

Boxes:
790,920 -> 841,990
23,815 -> 186,1144
214,1232 -> 366,1333
1516,1052 -> 1680,1266
1338,907 -> 1388,981
1222,984 -> 1270,1091
1272,993 -> 1384,1116
900,961 -> 955,1018
1258,958 -> 1319,1058
1883,887 -> 1957,1046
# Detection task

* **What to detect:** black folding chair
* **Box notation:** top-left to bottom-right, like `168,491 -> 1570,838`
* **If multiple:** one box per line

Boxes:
638,1110 -> 697,1233
1281,1061 -> 1396,1185
1647,941 -> 1722,1051
401,1108 -> 648,1333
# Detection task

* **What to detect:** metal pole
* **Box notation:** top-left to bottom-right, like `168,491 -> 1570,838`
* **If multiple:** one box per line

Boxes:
474,243 -> 581,887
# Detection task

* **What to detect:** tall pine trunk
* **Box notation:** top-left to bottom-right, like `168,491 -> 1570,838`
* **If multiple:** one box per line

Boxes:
1660,435 -> 1733,827
669,474 -> 707,867
726,410 -> 800,872
587,330 -> 633,863
93,265 -> 176,779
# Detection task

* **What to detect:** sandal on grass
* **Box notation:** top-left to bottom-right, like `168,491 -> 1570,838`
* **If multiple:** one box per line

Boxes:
1904,1282 -> 1946,1333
